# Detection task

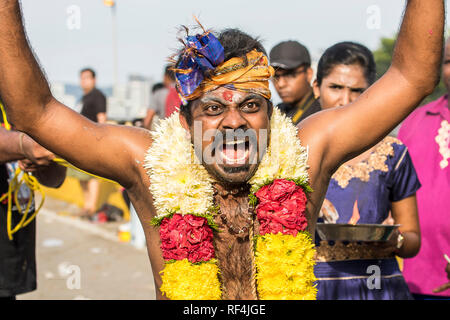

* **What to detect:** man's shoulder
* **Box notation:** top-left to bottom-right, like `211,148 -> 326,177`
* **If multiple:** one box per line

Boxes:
92,88 -> 106,98
83,88 -> 105,100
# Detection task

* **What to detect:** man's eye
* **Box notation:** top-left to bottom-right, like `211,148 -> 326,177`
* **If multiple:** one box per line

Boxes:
242,102 -> 259,112
205,105 -> 223,115
330,85 -> 343,90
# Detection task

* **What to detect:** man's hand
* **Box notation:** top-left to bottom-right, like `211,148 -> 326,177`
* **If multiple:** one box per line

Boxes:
433,263 -> 450,294
20,133 -> 55,168
374,229 -> 403,258
16,133 -> 66,188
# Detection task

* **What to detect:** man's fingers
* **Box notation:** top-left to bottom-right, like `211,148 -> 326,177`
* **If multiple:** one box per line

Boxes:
432,282 -> 450,293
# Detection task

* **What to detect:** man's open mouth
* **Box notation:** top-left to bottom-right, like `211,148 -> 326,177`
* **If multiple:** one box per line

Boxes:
218,139 -> 252,167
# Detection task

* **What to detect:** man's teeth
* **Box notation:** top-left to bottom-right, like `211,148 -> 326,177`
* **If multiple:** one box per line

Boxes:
221,149 -> 249,163
224,139 -> 246,145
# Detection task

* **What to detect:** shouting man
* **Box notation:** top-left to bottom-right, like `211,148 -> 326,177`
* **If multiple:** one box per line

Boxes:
0,0 -> 445,300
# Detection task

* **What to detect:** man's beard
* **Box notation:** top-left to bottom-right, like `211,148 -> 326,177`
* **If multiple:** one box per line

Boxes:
222,165 -> 251,174
201,159 -> 259,187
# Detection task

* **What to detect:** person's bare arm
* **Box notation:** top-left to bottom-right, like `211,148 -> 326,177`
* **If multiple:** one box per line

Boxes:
0,127 -> 58,165
300,0 -> 444,175
0,127 -> 25,163
96,112 -> 107,124
143,109 -> 156,130
0,126 -> 67,187
391,195 -> 421,258
0,1 -> 150,188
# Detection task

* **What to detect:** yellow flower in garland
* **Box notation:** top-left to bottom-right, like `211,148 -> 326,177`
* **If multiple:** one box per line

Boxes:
251,178 -> 317,299
249,108 -> 309,193
144,112 -> 215,219
255,233 -> 317,300
160,259 -> 222,300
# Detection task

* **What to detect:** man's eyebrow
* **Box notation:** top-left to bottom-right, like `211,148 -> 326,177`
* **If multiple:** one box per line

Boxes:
199,96 -> 226,104
237,94 -> 264,104
199,93 -> 263,105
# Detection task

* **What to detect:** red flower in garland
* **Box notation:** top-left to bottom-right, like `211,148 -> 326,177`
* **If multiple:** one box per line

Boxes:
159,214 -> 215,263
255,179 -> 308,236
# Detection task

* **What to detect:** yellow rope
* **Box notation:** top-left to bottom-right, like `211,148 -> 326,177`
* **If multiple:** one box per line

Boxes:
1,103 -> 116,240
1,103 -> 10,131
1,103 -> 47,239
0,167 -> 45,240
52,158 -> 117,184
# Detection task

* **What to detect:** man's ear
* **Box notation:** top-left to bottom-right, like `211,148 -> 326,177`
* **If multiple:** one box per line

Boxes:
179,112 -> 190,131
312,79 -> 320,99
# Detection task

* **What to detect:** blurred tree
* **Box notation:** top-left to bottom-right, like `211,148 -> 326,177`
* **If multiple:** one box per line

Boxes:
373,37 -> 396,79
373,35 -> 447,106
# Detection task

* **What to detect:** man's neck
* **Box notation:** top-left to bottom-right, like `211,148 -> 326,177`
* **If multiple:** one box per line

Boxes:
212,182 -> 257,300
213,182 -> 250,196
83,87 -> 95,96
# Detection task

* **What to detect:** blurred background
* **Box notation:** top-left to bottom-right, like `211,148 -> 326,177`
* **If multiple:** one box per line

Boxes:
22,0 -> 450,117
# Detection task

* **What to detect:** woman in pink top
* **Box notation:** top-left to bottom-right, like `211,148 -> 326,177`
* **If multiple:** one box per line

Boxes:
398,38 -> 450,299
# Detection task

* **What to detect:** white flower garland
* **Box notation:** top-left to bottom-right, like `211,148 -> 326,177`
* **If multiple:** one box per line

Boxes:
144,113 -> 215,218
144,107 -> 309,218
436,120 -> 450,169
249,108 -> 310,192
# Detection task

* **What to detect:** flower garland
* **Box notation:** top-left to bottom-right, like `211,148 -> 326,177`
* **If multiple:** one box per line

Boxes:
249,108 -> 317,300
435,120 -> 450,169
144,107 -> 317,300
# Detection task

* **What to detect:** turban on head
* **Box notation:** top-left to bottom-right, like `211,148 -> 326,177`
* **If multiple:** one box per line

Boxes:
173,28 -> 274,105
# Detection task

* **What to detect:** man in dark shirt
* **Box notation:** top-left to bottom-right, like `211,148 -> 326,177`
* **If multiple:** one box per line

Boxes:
77,68 -> 107,217
80,68 -> 107,123
270,41 -> 321,125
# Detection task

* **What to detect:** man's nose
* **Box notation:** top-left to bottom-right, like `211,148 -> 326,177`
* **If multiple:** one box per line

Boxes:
221,108 -> 247,130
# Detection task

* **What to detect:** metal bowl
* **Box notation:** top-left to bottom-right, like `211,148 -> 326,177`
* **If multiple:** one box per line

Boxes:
316,223 -> 400,242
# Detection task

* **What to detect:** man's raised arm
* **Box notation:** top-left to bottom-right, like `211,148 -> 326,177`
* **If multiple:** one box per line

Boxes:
0,1 -> 50,123
300,0 -> 445,173
0,0 -> 151,188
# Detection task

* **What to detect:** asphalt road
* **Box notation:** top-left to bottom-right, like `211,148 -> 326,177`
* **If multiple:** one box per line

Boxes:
17,199 -> 156,300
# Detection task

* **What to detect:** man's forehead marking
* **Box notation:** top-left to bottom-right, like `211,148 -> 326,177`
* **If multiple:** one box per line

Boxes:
198,90 -> 263,106
222,89 -> 234,102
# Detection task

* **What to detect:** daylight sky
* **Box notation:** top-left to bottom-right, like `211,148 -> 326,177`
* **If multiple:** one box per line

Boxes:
21,0 -> 450,88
